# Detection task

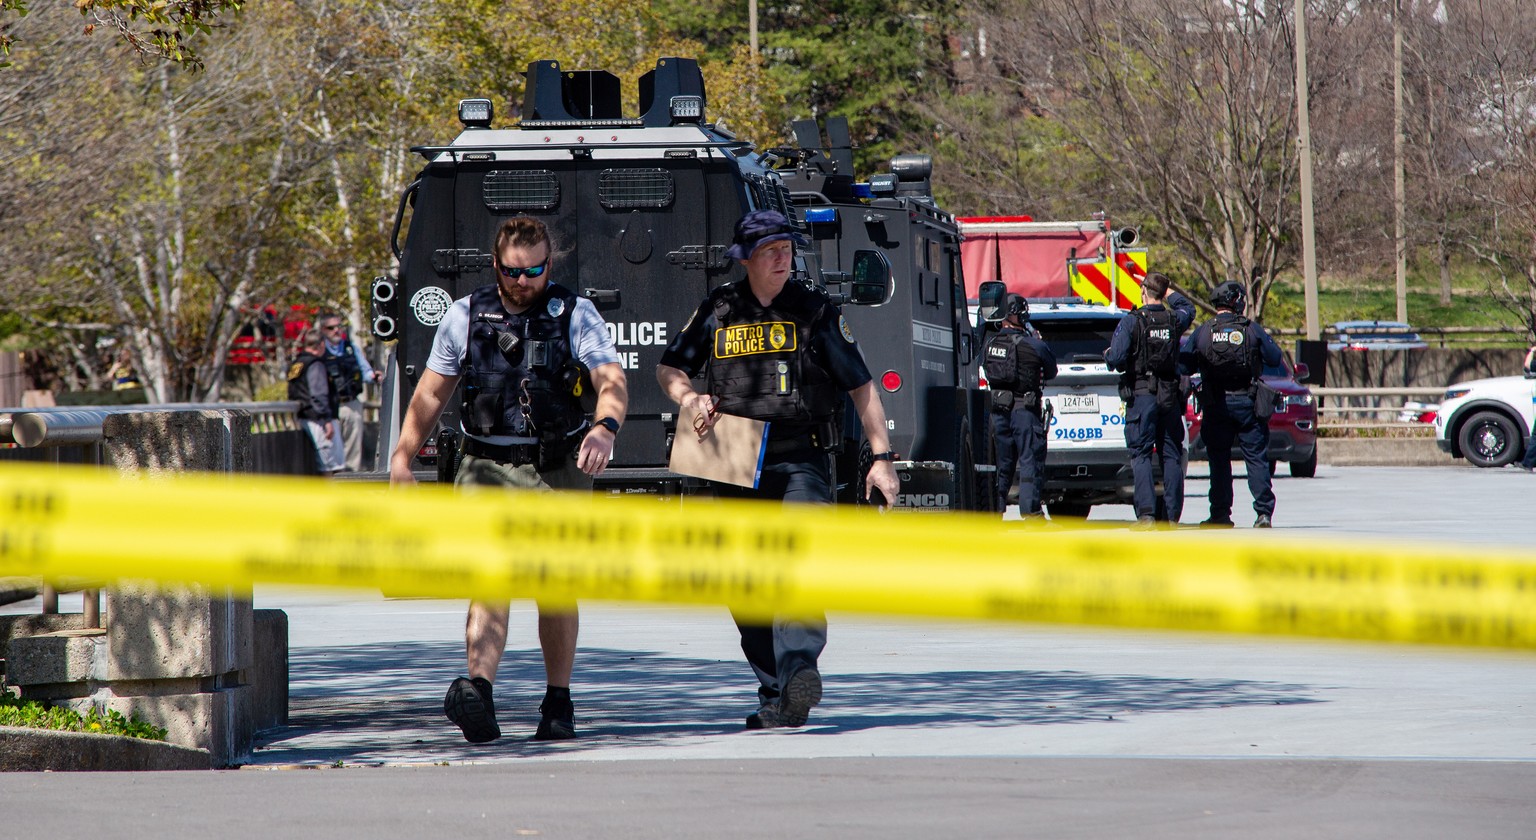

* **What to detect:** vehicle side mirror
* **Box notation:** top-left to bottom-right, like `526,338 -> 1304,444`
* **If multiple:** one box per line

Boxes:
1293,362 -> 1310,383
848,250 -> 891,305
978,281 -> 1006,324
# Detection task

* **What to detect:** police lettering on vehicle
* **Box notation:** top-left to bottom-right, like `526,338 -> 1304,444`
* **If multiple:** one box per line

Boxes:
713,322 -> 796,359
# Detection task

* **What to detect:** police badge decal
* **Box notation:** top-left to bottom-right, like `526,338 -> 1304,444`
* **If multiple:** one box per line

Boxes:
839,315 -> 855,343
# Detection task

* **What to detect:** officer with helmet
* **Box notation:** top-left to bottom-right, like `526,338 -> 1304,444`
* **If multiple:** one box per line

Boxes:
1182,280 -> 1283,528
985,293 -> 1058,517
1105,272 -> 1195,528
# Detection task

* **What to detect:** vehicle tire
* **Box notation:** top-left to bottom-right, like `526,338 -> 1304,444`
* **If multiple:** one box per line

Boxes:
1289,448 -> 1318,478
957,422 -> 976,512
1457,411 -> 1520,468
1051,501 -> 1092,519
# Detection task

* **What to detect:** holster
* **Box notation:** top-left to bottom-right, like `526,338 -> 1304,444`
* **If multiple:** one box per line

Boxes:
990,389 -> 1015,412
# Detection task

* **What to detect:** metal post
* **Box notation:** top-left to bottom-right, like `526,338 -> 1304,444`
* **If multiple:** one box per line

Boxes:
1393,0 -> 1409,324
42,584 -> 57,614
1295,0 -> 1321,341
84,589 -> 101,629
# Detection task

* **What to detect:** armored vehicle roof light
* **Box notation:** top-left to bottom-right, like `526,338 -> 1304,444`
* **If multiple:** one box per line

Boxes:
458,98 -> 493,129
890,154 -> 933,181
670,95 -> 703,123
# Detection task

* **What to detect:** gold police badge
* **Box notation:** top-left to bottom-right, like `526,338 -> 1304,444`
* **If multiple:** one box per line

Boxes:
769,323 -> 787,350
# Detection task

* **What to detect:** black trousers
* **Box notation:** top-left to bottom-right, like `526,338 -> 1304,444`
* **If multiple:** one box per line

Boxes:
713,444 -> 831,701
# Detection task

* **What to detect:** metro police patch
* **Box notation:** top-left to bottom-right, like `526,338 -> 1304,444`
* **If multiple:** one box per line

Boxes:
839,315 -> 855,343
714,321 -> 797,358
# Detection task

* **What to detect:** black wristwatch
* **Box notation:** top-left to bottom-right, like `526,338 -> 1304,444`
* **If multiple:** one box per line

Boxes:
870,451 -> 897,462
594,417 -> 620,435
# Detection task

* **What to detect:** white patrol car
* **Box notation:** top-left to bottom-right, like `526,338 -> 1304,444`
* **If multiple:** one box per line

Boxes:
1024,299 -> 1139,517
1434,372 -> 1536,468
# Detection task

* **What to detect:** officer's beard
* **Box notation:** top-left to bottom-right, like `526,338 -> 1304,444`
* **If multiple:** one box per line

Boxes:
499,276 -> 548,312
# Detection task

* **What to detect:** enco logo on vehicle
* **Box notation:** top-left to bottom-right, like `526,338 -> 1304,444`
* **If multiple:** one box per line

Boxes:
896,493 -> 950,507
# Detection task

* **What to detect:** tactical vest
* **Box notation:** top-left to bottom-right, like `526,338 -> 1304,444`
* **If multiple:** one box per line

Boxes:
704,283 -> 841,423
286,351 -> 335,421
323,340 -> 365,400
985,329 -> 1044,408
1201,315 -> 1259,392
461,283 -> 585,439
1130,306 -> 1178,391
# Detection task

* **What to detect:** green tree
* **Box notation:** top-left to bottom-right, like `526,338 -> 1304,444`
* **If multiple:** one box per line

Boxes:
2,0 -> 246,69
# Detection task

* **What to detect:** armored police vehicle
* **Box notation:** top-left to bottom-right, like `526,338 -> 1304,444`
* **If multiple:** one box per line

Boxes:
772,119 -> 992,511
371,58 -> 914,498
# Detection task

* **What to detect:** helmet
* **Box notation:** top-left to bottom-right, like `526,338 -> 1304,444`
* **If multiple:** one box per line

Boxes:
1210,281 -> 1245,312
1004,294 -> 1029,321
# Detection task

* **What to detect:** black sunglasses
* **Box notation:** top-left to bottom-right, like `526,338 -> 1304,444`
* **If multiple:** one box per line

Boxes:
497,260 -> 549,280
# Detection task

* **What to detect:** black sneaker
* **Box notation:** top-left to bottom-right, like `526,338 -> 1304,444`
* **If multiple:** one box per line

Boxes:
776,667 -> 823,727
1200,518 -> 1236,529
1254,514 -> 1273,528
444,677 -> 501,744
745,703 -> 780,730
533,695 -> 576,741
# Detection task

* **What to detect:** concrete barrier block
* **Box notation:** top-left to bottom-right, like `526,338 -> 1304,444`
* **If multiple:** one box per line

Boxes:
1,613 -> 89,661
251,609 -> 289,731
0,727 -> 212,771
4,630 -> 107,687
102,409 -> 254,474
106,683 -> 255,767
106,585 -> 253,680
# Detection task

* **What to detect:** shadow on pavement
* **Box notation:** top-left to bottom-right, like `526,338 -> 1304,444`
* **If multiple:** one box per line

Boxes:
250,641 -> 1321,765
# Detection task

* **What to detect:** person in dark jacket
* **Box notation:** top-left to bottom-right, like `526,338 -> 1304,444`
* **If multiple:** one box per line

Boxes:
287,327 -> 344,475
1180,281 -> 1283,528
1105,273 -> 1196,528
657,209 -> 900,731
985,294 -> 1058,517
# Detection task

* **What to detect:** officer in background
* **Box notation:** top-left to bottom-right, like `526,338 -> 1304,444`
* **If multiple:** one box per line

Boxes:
1181,280 -> 1282,528
985,294 -> 1058,517
318,312 -> 382,472
1105,272 -> 1195,528
287,327 -> 345,475
657,209 -> 900,731
389,216 -> 628,743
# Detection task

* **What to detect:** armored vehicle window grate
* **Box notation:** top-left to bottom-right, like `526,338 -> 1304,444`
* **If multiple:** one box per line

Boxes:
483,170 -> 559,212
598,169 -> 675,209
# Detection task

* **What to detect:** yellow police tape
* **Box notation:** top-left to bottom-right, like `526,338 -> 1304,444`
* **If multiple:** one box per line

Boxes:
1,462 -> 1533,650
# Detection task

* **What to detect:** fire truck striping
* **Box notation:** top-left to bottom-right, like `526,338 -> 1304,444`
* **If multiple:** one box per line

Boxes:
2,462 -> 1534,650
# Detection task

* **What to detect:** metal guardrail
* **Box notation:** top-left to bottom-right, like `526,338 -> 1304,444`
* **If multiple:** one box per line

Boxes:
1311,387 -> 1442,433
1274,325 -> 1531,348
0,401 -> 301,447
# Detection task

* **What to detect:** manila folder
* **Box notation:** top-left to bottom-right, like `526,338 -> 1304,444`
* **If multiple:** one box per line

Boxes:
668,404 -> 769,489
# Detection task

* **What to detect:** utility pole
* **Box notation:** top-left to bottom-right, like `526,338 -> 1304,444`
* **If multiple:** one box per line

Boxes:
1393,0 -> 1409,324
1295,0 -> 1321,341
750,0 -> 759,56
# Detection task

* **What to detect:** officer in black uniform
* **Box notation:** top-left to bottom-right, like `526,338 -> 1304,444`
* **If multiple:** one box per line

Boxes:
1105,272 -> 1196,528
657,209 -> 900,730
389,216 -> 628,743
985,294 -> 1058,517
1181,280 -> 1283,528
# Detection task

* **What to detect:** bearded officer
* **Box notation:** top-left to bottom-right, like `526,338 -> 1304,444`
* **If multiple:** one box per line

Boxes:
1181,280 -> 1282,528
656,209 -> 900,730
390,215 -> 628,743
985,294 -> 1057,517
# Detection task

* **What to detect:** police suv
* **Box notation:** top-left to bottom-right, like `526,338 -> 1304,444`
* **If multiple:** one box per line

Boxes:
977,283 -> 1166,518
1434,372 -> 1536,468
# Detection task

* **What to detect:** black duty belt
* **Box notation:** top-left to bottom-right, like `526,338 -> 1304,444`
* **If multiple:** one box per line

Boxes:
462,438 -> 540,466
